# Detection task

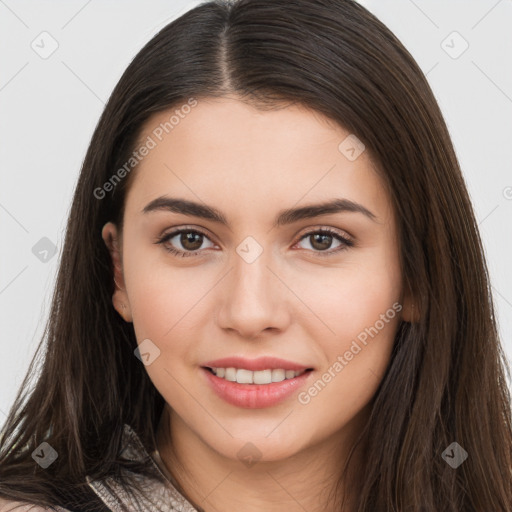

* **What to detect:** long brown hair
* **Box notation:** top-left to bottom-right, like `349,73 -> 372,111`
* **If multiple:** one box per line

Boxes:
1,0 -> 511,510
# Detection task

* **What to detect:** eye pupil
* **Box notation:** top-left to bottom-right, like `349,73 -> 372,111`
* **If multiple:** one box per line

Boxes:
311,233 -> 332,250
181,232 -> 203,251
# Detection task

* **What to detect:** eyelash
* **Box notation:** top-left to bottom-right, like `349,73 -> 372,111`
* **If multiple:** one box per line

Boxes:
155,227 -> 354,258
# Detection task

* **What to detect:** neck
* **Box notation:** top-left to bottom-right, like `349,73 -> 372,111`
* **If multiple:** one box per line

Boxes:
155,405 -> 368,512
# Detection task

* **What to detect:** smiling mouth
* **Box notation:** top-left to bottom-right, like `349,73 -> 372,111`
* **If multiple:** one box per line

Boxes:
202,366 -> 314,385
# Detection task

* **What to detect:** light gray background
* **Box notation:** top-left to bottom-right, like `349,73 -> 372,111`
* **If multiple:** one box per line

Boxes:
1,0 -> 511,427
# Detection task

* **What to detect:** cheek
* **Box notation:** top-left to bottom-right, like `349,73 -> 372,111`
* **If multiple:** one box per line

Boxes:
123,236 -> 212,332
293,245 -> 402,343
123,255 -> 210,406
309,273 -> 400,393
293,243 -> 402,410
295,280 -> 401,436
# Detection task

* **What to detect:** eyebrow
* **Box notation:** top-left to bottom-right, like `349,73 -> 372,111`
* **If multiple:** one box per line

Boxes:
142,196 -> 377,226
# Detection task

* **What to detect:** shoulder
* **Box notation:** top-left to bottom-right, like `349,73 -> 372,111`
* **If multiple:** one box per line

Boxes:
0,498 -> 71,511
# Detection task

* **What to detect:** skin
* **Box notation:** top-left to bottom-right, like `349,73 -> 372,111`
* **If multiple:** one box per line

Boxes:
102,96 -> 414,512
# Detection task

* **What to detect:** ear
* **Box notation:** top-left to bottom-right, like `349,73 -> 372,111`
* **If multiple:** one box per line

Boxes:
101,222 -> 133,323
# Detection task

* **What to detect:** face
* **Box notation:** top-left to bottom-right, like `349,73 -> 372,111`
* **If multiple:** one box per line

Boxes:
102,96 -> 413,463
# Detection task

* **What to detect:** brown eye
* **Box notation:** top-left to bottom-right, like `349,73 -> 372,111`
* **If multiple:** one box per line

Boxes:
156,229 -> 215,257
309,233 -> 335,251
296,228 -> 353,255
179,231 -> 204,251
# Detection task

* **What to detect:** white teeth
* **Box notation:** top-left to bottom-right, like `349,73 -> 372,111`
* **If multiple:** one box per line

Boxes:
271,369 -> 285,382
225,367 -> 237,381
236,369 -> 253,384
253,369 -> 272,384
210,367 -> 307,384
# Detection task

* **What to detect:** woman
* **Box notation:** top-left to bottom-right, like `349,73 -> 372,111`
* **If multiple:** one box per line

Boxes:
1,0 -> 511,510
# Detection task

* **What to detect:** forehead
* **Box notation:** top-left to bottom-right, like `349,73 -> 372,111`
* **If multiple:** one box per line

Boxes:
124,97 -> 390,222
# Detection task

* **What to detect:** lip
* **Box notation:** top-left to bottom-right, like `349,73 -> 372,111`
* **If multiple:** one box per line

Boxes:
201,366 -> 314,409
202,356 -> 312,372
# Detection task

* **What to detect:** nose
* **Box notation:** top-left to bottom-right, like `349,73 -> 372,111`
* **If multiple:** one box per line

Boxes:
215,246 -> 291,339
